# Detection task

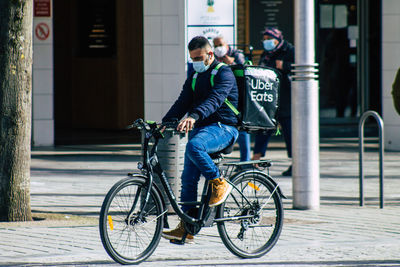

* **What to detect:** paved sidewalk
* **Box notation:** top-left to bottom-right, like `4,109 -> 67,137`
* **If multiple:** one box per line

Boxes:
1,138 -> 400,266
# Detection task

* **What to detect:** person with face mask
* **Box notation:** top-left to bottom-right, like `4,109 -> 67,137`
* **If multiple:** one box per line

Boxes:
212,36 -> 251,164
252,27 -> 295,177
161,36 -> 239,242
213,36 -> 245,65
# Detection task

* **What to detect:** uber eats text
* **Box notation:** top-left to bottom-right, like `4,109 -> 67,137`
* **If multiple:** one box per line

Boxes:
247,76 -> 274,103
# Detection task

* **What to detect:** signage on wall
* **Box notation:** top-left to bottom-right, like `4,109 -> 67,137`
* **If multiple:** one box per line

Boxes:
187,0 -> 235,26
186,0 -> 236,60
34,0 -> 51,17
35,22 -> 50,41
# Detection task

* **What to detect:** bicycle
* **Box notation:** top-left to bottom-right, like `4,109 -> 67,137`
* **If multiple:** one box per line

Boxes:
99,119 -> 286,265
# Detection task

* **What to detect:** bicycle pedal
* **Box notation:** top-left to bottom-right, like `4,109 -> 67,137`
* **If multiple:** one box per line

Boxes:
170,239 -> 185,245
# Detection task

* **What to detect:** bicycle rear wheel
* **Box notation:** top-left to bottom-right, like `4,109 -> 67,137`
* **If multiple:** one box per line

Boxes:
217,171 -> 283,258
99,176 -> 164,264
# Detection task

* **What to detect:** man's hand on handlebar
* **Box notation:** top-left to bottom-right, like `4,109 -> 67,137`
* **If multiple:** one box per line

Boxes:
177,117 -> 196,133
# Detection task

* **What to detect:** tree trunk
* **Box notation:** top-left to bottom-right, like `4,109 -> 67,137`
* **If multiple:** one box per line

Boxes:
0,0 -> 33,221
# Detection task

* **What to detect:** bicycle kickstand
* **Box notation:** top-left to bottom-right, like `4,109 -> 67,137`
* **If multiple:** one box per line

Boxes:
170,232 -> 188,245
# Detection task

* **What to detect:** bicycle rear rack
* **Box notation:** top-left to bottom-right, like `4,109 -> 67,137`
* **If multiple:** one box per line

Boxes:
358,110 -> 384,208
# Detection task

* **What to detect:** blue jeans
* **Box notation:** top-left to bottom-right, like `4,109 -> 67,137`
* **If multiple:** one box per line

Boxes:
180,123 -> 238,212
237,131 -> 251,161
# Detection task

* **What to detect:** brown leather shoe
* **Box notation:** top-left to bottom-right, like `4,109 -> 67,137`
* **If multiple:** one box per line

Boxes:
162,221 -> 194,243
209,177 -> 232,207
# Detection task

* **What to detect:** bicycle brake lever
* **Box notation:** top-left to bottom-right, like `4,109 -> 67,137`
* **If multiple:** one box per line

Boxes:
127,118 -> 145,129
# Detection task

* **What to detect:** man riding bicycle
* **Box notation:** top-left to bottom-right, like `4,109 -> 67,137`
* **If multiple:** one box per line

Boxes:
161,36 -> 239,242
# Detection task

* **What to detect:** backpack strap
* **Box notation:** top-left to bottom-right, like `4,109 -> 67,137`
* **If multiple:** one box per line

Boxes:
191,72 -> 199,91
224,98 -> 240,116
191,63 -> 240,116
210,62 -> 226,87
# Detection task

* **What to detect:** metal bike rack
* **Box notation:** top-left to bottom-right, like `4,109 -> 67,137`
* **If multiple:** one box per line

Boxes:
358,110 -> 384,208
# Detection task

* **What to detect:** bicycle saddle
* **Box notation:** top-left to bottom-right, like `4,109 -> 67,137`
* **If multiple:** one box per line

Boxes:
209,143 -> 235,159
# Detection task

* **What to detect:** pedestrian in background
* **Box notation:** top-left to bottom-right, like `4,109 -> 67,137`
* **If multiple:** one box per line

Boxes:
392,67 -> 400,115
252,27 -> 294,176
213,36 -> 251,163
213,36 -> 245,65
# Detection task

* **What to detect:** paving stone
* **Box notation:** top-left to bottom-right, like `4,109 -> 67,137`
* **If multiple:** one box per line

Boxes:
1,141 -> 399,266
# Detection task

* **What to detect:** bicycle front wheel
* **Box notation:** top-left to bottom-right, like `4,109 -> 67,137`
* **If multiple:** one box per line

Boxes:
99,176 -> 164,264
217,171 -> 283,258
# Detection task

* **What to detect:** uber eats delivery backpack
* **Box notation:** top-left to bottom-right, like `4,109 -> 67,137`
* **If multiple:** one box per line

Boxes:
192,63 -> 281,132
231,64 -> 280,132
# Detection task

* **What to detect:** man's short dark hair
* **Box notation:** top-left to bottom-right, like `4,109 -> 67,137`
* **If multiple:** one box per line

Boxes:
188,36 -> 211,51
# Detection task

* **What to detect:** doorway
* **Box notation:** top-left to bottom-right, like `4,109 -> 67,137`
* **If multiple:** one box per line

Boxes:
316,0 -> 381,125
241,0 -> 381,136
53,0 -> 144,144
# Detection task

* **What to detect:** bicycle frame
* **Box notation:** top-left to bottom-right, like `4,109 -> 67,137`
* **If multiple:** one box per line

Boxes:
137,123 -> 205,228
134,120 -> 284,230
100,119 -> 286,263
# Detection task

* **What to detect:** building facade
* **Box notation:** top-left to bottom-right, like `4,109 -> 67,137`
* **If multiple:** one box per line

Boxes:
32,0 -> 400,150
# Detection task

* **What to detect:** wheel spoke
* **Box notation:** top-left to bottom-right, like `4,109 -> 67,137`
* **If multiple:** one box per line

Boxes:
99,177 -> 164,264
260,184 -> 279,210
217,172 -> 283,258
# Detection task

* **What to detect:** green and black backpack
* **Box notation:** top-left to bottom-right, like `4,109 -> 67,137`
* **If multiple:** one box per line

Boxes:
192,62 -> 281,132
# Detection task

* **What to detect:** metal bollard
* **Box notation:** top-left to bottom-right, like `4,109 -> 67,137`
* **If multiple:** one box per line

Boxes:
291,0 -> 320,210
358,110 -> 384,208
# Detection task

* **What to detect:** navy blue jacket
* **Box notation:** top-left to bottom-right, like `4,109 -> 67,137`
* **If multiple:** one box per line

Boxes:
163,60 -> 239,127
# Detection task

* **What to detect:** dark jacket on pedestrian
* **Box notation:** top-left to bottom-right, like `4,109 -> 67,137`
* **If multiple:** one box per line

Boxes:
163,60 -> 239,127
259,41 -> 294,118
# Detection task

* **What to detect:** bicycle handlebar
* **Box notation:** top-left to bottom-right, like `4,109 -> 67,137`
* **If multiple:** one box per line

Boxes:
161,119 -> 180,129
127,118 -> 180,137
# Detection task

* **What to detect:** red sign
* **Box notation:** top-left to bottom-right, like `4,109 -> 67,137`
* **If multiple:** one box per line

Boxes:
34,0 -> 51,17
35,23 -> 50,41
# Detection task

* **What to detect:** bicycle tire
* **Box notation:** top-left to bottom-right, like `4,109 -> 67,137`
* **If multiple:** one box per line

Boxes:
99,176 -> 164,264
217,170 -> 284,258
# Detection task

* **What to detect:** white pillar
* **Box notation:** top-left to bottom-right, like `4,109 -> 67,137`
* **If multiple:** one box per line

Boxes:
143,0 -> 186,122
291,0 -> 320,210
32,0 -> 54,146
